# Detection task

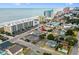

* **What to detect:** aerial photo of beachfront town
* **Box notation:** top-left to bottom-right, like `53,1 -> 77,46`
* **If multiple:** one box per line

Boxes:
0,4 -> 79,55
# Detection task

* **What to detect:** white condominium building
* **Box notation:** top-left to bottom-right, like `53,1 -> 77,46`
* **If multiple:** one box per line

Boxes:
4,16 -> 39,35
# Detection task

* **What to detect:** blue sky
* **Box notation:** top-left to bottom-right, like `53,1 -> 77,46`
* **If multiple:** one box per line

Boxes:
0,3 -> 79,8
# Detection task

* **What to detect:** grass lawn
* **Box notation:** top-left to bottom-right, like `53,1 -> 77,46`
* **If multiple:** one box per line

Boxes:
22,48 -> 31,55
73,31 -> 78,38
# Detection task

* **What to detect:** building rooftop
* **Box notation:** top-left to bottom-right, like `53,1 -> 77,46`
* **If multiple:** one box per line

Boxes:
47,22 -> 60,27
0,40 -> 3,44
3,16 -> 39,27
7,44 -> 23,54
5,18 -> 33,26
25,34 -> 39,42
0,41 -> 13,50
46,40 -> 57,48
0,50 -> 8,55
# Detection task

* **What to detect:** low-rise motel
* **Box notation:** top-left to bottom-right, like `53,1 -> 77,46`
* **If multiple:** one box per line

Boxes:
0,16 -> 39,35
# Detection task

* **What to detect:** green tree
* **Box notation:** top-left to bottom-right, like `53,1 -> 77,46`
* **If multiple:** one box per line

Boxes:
65,29 -> 74,36
67,46 -> 71,54
5,32 -> 12,36
60,37 -> 64,41
47,34 -> 54,40
55,46 -> 59,51
43,53 -> 52,55
65,36 -> 78,46
39,33 -> 46,40
0,31 -> 5,34
32,41 -> 37,44
58,44 -> 63,49
64,16 -> 70,23
0,35 -> 4,39
47,29 -> 52,32
55,44 -> 63,51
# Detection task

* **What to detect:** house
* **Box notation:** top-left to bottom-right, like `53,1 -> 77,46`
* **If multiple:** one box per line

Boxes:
24,34 -> 39,43
46,22 -> 60,28
0,50 -> 8,55
46,40 -> 57,48
0,40 -> 2,44
0,41 -> 13,50
63,23 -> 72,29
58,41 -> 69,54
6,44 -> 23,55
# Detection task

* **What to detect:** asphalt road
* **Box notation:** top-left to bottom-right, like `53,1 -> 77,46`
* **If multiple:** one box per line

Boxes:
10,39 -> 62,55
2,25 -> 61,55
0,24 -> 63,55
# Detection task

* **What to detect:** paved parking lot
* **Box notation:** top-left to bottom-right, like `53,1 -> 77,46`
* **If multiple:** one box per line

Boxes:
24,34 -> 40,43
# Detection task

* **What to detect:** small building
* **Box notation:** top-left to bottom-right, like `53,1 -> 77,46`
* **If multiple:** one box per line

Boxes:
6,44 -> 23,55
46,40 -> 57,48
46,22 -> 61,27
59,30 -> 65,35
0,41 -> 23,55
63,7 -> 70,14
0,50 -> 8,55
0,40 -> 3,44
32,30 -> 42,36
63,23 -> 72,29
58,41 -> 69,54
0,41 -> 13,50
24,34 -> 39,43
58,48 -> 68,54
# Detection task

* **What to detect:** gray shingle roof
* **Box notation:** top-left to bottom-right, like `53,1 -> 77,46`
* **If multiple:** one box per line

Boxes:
7,44 -> 22,54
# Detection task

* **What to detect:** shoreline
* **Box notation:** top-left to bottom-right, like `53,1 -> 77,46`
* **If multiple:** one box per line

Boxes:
0,16 -> 39,27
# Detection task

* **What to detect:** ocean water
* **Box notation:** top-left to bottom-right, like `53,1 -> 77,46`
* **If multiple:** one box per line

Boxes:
0,8 -> 52,24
